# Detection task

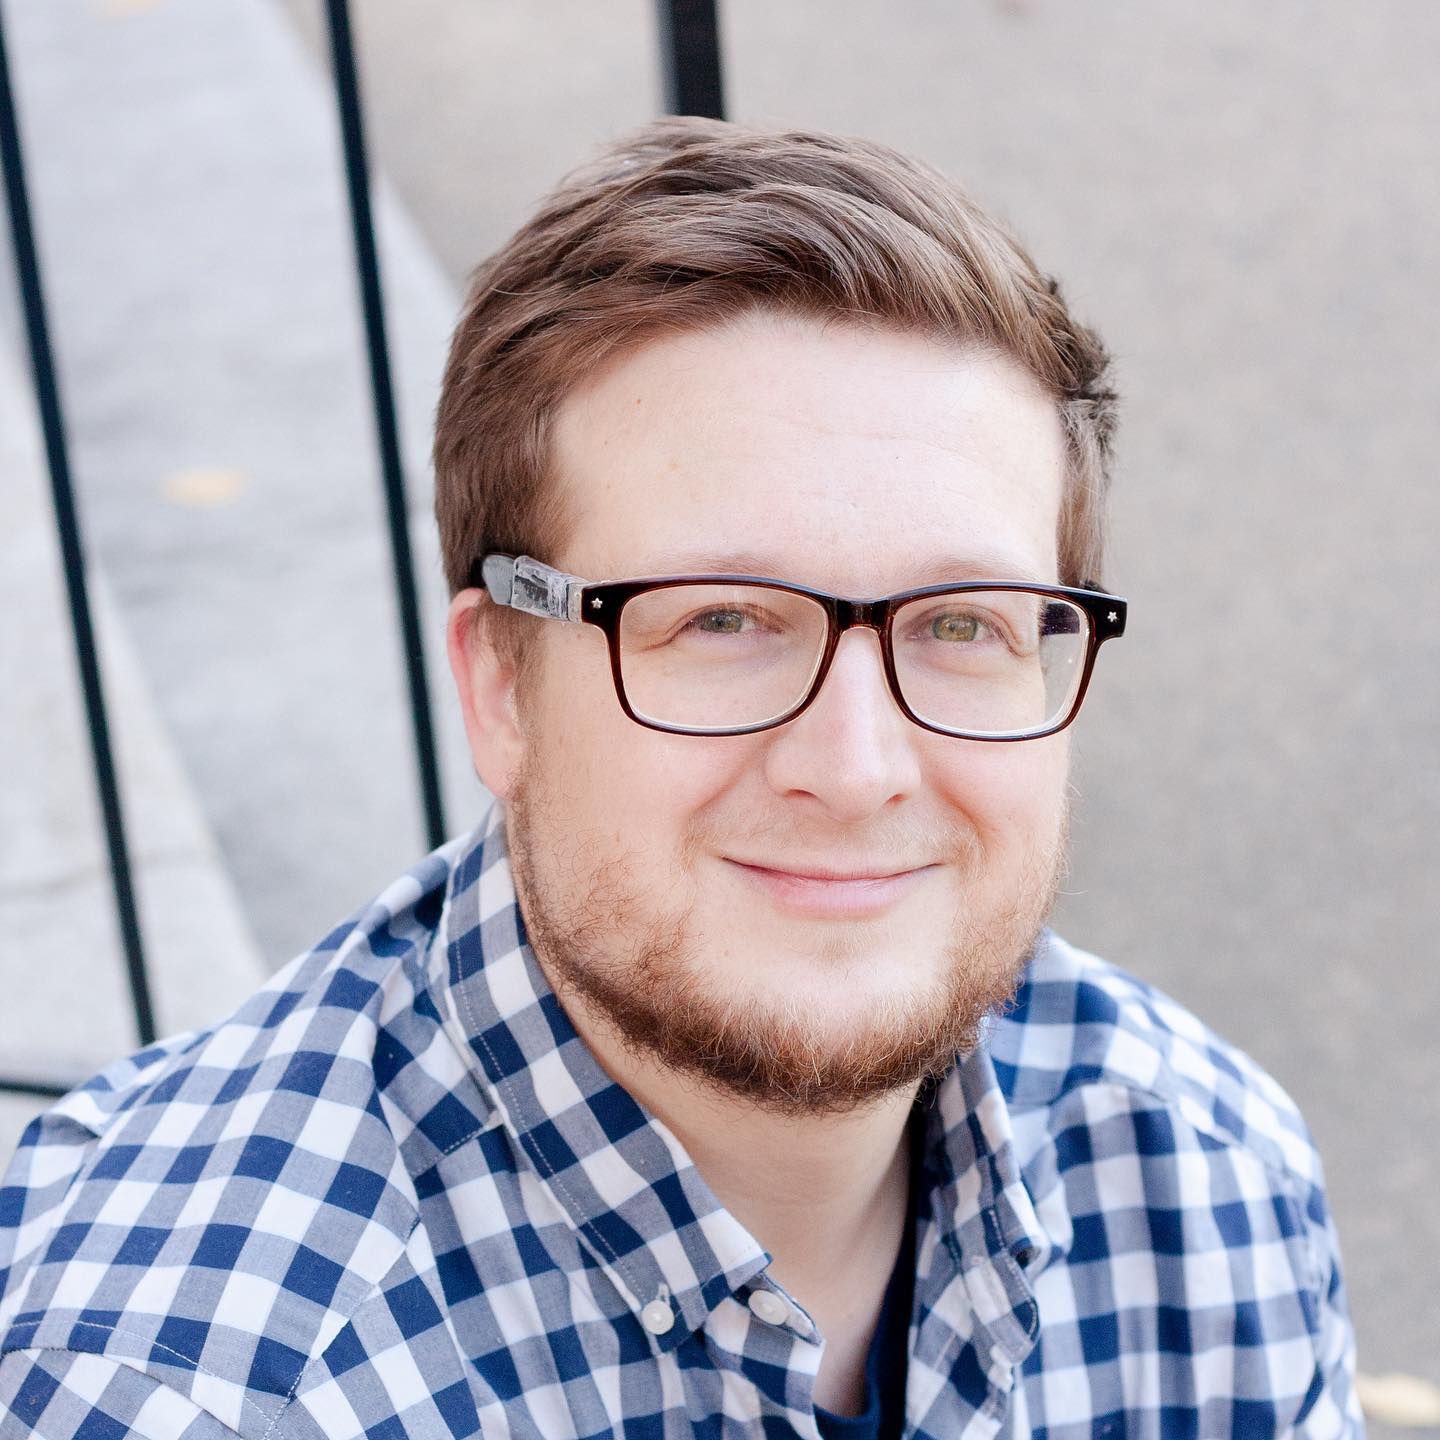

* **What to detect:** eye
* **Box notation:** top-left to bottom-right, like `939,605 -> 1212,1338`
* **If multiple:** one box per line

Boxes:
693,609 -> 749,635
930,613 -> 982,643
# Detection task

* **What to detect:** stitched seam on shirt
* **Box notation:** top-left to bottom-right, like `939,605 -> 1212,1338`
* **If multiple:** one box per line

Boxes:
1033,1077 -> 1313,1202
992,1236 -> 1040,1344
433,1121 -> 488,1160
978,1168 -> 1040,1345
466,1005 -> 616,1262
1276,1166 -> 1327,1336
422,861 -> 498,1166
257,1211 -> 430,1440
258,1339 -> 317,1440
1032,1081 -> 1329,1329
447,924 -> 621,1269
441,824 -> 615,1261
258,1362 -> 307,1440
12,1326 -> 278,1431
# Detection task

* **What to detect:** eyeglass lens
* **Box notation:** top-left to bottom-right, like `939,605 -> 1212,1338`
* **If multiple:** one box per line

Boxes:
616,584 -> 1089,735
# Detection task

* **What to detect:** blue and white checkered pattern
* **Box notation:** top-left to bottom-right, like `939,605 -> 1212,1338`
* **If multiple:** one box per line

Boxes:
0,804 -> 1362,1437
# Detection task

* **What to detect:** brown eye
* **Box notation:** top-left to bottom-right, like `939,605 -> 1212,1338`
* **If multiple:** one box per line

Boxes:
931,613 -> 980,642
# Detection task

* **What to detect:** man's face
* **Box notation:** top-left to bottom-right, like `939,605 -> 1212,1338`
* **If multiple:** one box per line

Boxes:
481,313 -> 1071,1114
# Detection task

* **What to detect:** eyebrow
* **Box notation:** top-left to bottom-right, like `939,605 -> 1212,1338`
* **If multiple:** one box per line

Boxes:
611,549 -> 1047,588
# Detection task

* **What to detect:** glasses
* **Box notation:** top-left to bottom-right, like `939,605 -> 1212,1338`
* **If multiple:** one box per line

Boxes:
475,554 -> 1127,741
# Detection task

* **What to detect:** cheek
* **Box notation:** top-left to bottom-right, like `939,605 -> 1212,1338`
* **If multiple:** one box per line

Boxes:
524,631 -> 753,829
930,735 -> 1070,844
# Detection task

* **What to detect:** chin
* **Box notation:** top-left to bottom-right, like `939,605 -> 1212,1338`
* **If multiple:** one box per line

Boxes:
715,933 -> 946,1008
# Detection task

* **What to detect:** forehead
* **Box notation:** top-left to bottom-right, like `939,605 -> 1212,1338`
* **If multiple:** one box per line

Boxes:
549,313 -> 1065,590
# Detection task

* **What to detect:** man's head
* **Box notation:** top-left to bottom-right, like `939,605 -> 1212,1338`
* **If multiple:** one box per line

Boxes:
440,120 -> 1118,1116
435,118 -> 1116,618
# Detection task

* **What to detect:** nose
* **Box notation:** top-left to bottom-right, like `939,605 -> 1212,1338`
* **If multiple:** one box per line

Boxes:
761,629 -> 922,822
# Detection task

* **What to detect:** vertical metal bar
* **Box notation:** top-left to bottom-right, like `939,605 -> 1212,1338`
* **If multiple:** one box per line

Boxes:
0,2 -> 157,1048
0,1074 -> 73,1100
656,0 -> 726,119
323,0 -> 446,851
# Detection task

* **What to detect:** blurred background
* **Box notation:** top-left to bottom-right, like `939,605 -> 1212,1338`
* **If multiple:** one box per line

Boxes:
1,0 -> 1436,1430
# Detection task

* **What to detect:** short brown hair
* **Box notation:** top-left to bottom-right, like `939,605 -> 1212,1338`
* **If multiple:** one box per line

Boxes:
435,118 -> 1117,617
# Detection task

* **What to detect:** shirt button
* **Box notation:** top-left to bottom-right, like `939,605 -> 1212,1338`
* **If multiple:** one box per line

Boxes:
747,1288 -> 791,1326
641,1297 -> 675,1335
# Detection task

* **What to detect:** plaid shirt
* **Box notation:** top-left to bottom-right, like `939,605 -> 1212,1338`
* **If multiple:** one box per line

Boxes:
0,805 -> 1361,1438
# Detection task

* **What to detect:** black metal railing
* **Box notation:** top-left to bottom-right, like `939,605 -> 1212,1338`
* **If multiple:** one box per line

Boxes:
657,0 -> 725,119
0,0 -> 724,1099
0,2 -> 155,1098
325,0 -> 447,854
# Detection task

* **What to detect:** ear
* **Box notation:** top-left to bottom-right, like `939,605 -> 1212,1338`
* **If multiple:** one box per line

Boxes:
446,589 -> 525,799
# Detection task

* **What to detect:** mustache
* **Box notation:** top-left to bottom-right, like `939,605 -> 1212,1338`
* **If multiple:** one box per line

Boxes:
682,808 -> 982,869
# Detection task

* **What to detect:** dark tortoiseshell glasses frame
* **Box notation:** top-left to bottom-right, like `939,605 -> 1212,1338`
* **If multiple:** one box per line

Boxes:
473,553 -> 1127,741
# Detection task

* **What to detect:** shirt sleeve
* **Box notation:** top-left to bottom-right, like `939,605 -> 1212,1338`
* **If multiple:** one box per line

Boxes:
0,1349 -> 242,1440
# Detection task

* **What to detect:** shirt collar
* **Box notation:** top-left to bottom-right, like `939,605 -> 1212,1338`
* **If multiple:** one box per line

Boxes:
915,1025 -> 1048,1372
434,802 -> 1048,1366
436,804 -> 768,1350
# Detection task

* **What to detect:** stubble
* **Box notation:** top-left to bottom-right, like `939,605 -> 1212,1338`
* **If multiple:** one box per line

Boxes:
507,776 -> 1065,1118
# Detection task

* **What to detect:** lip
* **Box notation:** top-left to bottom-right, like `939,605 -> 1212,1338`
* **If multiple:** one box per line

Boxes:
724,858 -> 935,919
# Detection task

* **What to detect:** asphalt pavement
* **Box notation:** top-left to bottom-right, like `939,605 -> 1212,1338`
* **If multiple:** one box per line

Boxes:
1,0 -> 1436,1425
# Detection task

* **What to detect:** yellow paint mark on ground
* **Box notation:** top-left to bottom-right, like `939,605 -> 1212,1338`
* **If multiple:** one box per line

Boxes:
1357,1372 -> 1440,1430
162,468 -> 248,509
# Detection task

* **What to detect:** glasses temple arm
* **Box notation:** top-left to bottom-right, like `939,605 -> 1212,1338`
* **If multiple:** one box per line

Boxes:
481,554 -> 587,623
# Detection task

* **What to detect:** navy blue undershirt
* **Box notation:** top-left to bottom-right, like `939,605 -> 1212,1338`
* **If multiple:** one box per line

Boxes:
812,1117 -> 921,1440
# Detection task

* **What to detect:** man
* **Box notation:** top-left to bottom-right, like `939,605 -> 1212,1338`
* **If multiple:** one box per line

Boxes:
0,120 -> 1359,1438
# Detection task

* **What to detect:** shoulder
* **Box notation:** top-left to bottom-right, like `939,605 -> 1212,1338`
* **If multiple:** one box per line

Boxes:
993,932 -> 1337,1279
991,932 -> 1341,1321
0,842 -> 490,1438
988,946 -> 1361,1431
994,930 -> 1322,1187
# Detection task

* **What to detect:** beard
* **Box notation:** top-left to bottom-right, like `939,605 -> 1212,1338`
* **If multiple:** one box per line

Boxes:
507,770 -> 1066,1119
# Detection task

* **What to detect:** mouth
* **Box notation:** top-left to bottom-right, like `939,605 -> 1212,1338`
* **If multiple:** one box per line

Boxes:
723,858 -> 936,918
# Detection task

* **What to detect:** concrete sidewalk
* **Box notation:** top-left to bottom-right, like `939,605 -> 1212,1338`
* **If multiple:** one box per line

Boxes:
0,0 -> 481,1161
0,342 -> 266,1160
0,0 -> 483,977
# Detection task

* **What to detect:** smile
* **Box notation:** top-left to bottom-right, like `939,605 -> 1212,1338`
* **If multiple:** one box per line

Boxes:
723,859 -> 936,919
